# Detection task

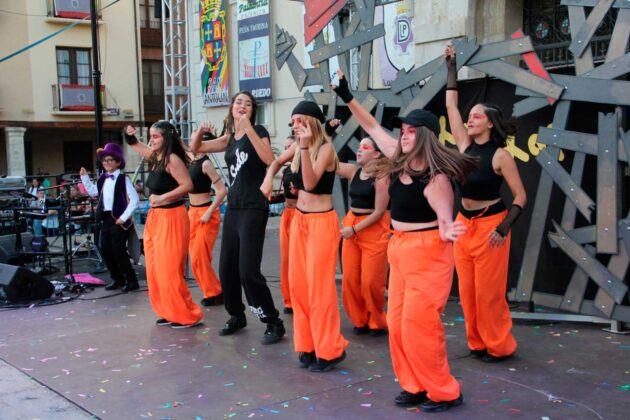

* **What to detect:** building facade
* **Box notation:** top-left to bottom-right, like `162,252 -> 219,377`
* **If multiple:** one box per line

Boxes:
0,0 -> 143,182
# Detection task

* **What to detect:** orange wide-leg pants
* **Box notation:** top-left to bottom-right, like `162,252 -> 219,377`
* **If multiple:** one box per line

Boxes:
341,211 -> 389,330
188,205 -> 222,299
279,207 -> 296,309
289,209 -> 348,360
144,206 -> 203,325
454,210 -> 517,357
387,229 -> 461,402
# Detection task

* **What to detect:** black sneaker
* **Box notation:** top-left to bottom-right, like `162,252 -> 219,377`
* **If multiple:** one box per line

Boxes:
298,351 -> 315,368
353,326 -> 370,335
394,390 -> 428,407
469,349 -> 487,359
105,281 -> 124,291
482,352 -> 514,363
218,316 -> 247,336
156,318 -> 171,326
369,328 -> 387,337
283,307 -> 293,314
122,282 -> 140,293
261,319 -> 285,344
171,321 -> 203,329
420,394 -> 464,413
201,294 -> 224,306
309,351 -> 346,372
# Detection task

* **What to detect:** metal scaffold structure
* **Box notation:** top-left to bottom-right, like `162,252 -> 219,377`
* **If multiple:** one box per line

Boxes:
161,0 -> 192,141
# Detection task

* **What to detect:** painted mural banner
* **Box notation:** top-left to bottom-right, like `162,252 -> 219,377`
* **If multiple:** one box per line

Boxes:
200,0 -> 229,107
237,0 -> 272,101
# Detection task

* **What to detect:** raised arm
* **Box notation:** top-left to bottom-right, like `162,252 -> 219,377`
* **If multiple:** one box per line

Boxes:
237,116 -> 275,165
79,167 -> 98,198
200,159 -> 227,223
444,45 -> 471,152
148,154 -> 192,207
190,121 -> 230,153
261,144 -> 296,200
332,69 -> 398,157
123,125 -> 153,159
296,120 -> 335,191
425,174 -> 467,242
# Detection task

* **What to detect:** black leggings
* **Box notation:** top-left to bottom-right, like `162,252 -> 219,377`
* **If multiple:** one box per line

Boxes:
219,208 -> 279,322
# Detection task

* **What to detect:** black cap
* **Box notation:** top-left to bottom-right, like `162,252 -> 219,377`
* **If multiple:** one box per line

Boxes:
391,109 -> 440,137
291,101 -> 326,123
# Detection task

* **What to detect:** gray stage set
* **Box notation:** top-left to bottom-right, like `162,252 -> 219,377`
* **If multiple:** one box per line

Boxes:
1,0 -> 630,419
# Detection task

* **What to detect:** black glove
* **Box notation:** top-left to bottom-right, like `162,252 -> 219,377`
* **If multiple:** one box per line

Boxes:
446,53 -> 458,90
495,204 -> 523,237
333,74 -> 354,104
122,128 -> 138,145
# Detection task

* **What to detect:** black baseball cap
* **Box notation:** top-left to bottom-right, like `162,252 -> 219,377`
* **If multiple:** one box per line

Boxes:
291,101 -> 326,123
391,109 -> 440,137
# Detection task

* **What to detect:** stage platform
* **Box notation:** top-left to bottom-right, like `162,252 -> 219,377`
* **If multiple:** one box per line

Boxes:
0,217 -> 629,419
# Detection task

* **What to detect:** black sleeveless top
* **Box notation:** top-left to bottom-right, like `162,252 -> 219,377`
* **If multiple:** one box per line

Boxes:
146,169 -> 183,208
189,155 -> 213,194
388,173 -> 437,223
293,166 -> 335,195
282,166 -> 298,200
224,125 -> 270,210
349,168 -> 375,210
460,141 -> 503,200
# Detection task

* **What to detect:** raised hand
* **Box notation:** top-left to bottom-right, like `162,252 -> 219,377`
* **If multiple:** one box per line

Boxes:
79,167 -> 87,177
331,68 -> 354,103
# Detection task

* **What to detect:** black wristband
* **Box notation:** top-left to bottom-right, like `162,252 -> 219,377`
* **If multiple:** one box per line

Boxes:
333,75 -> 354,104
446,87 -> 459,91
123,133 -> 138,145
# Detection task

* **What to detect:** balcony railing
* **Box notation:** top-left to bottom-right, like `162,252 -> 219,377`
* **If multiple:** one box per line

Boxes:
52,84 -> 106,112
46,0 -> 101,19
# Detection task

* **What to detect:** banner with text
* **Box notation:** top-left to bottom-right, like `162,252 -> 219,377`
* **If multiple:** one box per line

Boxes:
237,0 -> 272,101
200,0 -> 230,107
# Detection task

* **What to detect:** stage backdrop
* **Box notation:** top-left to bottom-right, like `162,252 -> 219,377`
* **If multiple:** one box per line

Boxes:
200,0 -> 230,107
237,0 -> 272,102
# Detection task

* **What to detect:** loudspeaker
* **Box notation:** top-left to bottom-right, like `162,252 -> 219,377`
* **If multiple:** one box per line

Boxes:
0,263 -> 54,302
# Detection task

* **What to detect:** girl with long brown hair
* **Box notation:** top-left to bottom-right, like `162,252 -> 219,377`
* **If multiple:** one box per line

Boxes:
333,69 -> 476,412
445,44 -> 526,363
261,101 -> 348,373
189,91 -> 285,344
124,121 -> 203,328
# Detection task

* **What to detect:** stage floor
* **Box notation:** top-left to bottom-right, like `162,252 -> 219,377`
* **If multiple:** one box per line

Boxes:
1,218 -> 629,419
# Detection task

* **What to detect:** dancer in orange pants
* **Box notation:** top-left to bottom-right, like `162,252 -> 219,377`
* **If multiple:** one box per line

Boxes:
278,136 -> 298,313
262,101 -> 348,372
337,137 -> 390,335
187,125 -> 227,307
124,121 -> 203,328
333,69 -> 476,412
445,44 -> 526,362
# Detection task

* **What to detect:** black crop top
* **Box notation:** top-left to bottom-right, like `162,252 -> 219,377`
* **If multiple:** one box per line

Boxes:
460,141 -> 503,200
293,166 -> 335,195
146,169 -> 179,196
189,155 -> 213,194
349,169 -> 375,210
388,174 -> 437,223
282,166 -> 298,200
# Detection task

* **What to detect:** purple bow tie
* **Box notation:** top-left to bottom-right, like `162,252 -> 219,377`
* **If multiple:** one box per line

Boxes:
105,174 -> 115,180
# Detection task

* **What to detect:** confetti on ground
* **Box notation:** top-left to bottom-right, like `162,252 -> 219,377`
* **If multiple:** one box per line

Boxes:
618,384 -> 630,391
361,403 -> 372,407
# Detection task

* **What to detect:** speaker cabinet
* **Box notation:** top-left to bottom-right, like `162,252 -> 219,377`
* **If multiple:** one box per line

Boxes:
0,263 -> 54,302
